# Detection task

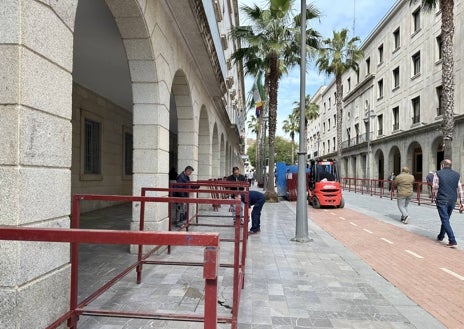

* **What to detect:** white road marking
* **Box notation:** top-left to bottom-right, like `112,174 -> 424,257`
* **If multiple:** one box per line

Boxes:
363,229 -> 373,234
339,217 -> 346,220
381,238 -> 393,244
330,212 -> 337,216
349,222 -> 358,227
440,268 -> 464,281
405,250 -> 424,259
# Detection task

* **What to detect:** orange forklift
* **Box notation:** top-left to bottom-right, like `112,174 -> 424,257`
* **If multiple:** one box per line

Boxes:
307,159 -> 344,208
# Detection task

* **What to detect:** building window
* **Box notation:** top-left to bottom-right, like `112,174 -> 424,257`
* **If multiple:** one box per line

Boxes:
412,8 -> 421,33
377,114 -> 383,135
327,140 -> 330,152
412,96 -> 420,124
436,85 -> 443,116
333,137 -> 336,151
393,106 -> 399,131
347,77 -> 351,92
436,35 -> 442,61
80,110 -> 103,180
378,44 -> 384,64
393,67 -> 400,89
333,114 -> 336,127
393,28 -> 400,50
323,122 -> 326,133
328,119 -> 331,131
328,97 -> 331,108
377,79 -> 384,99
412,51 -> 421,76
123,129 -> 133,177
366,57 -> 371,75
356,70 -> 360,84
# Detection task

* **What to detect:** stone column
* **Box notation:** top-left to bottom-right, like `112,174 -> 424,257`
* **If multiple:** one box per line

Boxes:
0,1 -> 75,328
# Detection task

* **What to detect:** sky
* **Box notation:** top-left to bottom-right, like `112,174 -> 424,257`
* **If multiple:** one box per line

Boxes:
238,0 -> 398,139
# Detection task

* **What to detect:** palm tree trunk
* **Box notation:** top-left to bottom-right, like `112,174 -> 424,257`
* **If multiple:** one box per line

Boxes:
291,136 -> 295,164
255,118 -> 263,186
265,55 -> 279,201
335,75 -> 343,173
441,0 -> 455,160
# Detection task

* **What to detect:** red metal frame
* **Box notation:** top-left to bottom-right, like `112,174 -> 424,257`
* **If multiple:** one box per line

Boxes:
0,191 -> 246,329
0,226 -> 220,329
145,181 -> 250,329
341,177 -> 463,208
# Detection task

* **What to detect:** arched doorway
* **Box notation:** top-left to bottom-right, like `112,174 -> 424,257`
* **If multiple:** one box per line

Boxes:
389,146 -> 401,175
198,106 -> 211,180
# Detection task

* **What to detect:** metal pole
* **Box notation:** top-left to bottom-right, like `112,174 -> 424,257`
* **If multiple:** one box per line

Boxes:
365,101 -> 370,180
294,0 -> 311,242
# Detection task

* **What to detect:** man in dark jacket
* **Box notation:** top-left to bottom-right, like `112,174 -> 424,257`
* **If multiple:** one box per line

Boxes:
227,167 -> 247,220
432,159 -> 464,248
240,190 -> 266,234
173,166 -> 194,226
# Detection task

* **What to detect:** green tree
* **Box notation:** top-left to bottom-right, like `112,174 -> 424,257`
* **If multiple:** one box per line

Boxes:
410,0 -> 455,159
316,28 -> 363,168
247,136 -> 297,167
291,93 -> 320,144
247,114 -> 259,166
231,0 -> 320,201
282,111 -> 299,164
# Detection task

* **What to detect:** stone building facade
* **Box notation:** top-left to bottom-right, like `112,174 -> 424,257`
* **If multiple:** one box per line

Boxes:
0,0 -> 245,327
308,0 -> 464,182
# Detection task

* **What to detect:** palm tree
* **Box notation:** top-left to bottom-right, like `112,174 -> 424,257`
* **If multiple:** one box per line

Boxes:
410,0 -> 455,160
247,115 -> 260,166
316,28 -> 363,168
282,111 -> 299,164
231,0 -> 321,201
292,93 -> 319,137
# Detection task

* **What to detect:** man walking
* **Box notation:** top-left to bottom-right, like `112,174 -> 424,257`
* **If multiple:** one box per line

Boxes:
433,159 -> 464,248
393,166 -> 415,224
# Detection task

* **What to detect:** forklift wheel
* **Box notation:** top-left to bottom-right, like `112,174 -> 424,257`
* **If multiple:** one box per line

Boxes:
312,197 -> 320,209
338,197 -> 345,208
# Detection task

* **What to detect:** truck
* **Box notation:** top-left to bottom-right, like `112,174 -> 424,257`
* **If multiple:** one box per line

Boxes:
307,159 -> 344,208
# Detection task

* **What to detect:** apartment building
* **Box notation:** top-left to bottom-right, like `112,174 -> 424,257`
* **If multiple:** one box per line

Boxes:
0,0 -> 245,327
308,0 -> 464,182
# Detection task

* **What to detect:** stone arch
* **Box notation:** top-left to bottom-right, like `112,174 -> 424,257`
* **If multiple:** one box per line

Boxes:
374,148 -> 385,180
220,133 -> 226,176
198,106 -> 211,180
171,70 -> 197,174
388,145 -> 401,175
407,141 -> 423,182
212,124 -> 220,178
431,136 -> 444,171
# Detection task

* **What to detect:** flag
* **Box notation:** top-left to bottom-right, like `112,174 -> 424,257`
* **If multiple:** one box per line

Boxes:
253,88 -> 263,118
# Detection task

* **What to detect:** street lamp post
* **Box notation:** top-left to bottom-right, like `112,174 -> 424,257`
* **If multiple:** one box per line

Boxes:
363,100 -> 375,181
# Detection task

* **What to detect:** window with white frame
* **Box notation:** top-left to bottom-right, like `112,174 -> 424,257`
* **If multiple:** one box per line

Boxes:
393,67 -> 400,89
412,8 -> 421,33
412,51 -> 421,76
412,96 -> 420,123
393,28 -> 400,50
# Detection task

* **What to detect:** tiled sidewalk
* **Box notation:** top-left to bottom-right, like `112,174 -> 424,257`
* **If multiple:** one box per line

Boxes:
75,191 -> 446,328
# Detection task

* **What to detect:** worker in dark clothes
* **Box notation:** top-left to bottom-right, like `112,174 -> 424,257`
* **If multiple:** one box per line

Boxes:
239,190 -> 266,234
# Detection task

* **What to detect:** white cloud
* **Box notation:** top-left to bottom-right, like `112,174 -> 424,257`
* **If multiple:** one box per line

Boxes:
238,0 -> 397,137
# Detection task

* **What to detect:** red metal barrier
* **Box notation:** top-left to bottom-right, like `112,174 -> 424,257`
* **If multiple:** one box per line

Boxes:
341,177 -> 462,208
0,226 -> 220,329
147,181 -> 250,329
0,192 -> 246,329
